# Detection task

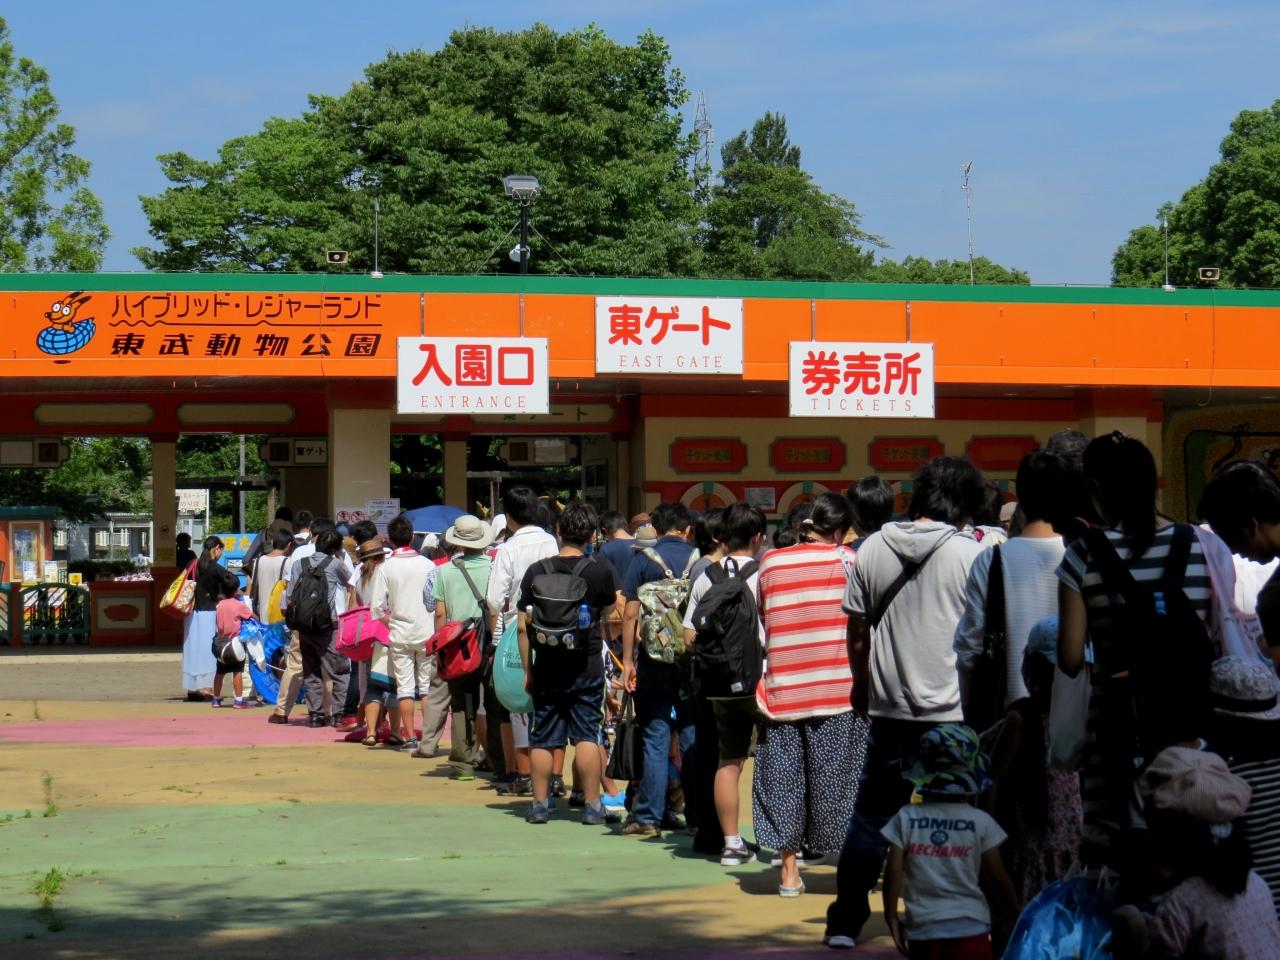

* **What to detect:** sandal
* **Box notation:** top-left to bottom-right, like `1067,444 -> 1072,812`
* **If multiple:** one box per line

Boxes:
386,735 -> 406,748
362,735 -> 378,747
778,881 -> 806,898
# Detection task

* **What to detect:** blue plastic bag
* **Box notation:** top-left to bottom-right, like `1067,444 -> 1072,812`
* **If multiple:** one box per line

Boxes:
247,621 -> 293,702
494,619 -> 533,714
1003,876 -> 1114,960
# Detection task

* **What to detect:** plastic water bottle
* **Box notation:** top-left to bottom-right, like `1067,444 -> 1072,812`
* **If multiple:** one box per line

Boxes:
578,603 -> 591,628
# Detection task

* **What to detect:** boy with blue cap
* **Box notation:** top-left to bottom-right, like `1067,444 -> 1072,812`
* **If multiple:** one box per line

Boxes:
879,723 -> 1018,959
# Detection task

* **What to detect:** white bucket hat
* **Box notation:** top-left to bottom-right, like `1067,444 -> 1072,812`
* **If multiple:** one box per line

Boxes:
444,514 -> 496,551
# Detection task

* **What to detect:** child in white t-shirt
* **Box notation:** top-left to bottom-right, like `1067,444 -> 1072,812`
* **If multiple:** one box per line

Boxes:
880,723 -> 1018,959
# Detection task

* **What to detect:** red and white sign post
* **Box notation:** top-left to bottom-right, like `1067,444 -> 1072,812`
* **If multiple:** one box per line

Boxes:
397,337 -> 549,414
595,297 -> 743,374
788,341 -> 935,418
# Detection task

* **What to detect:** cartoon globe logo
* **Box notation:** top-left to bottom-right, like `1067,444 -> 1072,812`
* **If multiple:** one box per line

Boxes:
36,292 -> 96,356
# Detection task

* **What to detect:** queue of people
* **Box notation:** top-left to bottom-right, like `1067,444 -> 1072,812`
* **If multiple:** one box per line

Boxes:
175,430 -> 1280,958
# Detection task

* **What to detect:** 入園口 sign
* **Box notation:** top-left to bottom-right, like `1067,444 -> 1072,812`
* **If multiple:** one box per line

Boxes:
788,342 -> 935,418
595,297 -> 743,374
397,337 -> 549,415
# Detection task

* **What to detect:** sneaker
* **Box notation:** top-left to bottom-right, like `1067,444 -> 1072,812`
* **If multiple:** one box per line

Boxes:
720,843 -> 757,867
400,738 -> 421,752
621,820 -> 661,838
209,698 -> 222,709
496,775 -> 532,797
660,812 -> 687,831
526,802 -> 550,824
771,848 -> 825,868
411,744 -> 437,759
568,790 -> 586,808
233,699 -> 251,709
550,774 -> 567,798
334,715 -> 360,730
267,713 -> 289,725
306,714 -> 328,728
824,935 -> 855,950
601,790 -> 627,822
581,803 -> 607,826
449,772 -> 476,782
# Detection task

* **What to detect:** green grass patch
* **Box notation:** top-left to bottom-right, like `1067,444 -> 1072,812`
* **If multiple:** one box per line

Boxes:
41,772 -> 57,818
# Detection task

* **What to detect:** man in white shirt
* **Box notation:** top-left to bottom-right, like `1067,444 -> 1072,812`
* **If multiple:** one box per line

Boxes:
371,513 -> 436,754
955,450 -> 1069,709
485,487 -> 557,795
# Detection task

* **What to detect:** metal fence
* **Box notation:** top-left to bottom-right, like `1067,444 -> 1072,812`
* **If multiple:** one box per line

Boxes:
17,583 -> 90,645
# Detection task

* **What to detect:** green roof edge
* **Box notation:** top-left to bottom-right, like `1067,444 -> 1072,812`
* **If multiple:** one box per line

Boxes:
1,273 -> 1277,307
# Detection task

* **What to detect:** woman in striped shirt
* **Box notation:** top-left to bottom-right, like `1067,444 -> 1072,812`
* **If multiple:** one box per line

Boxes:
753,493 -> 868,897
1057,432 -> 1214,867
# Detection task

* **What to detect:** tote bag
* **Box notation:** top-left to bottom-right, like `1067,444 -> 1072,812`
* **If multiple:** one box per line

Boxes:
493,619 -> 533,714
605,692 -> 643,782
160,561 -> 198,620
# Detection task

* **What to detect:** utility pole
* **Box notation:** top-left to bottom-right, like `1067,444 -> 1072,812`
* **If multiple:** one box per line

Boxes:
237,435 -> 246,531
518,202 -> 530,275
962,161 -> 975,284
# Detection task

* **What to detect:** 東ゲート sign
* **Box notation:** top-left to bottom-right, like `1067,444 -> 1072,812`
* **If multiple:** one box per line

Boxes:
788,342 -> 935,418
595,297 -> 743,374
397,337 -> 549,414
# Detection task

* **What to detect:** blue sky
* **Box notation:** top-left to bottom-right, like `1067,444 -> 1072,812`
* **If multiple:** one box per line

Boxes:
8,1 -> 1279,284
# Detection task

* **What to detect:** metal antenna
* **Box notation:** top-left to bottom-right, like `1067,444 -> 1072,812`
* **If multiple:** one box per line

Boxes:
694,90 -> 714,189
962,161 -> 975,284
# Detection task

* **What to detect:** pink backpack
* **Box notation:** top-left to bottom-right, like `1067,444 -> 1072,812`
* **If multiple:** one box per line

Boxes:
335,606 -> 390,661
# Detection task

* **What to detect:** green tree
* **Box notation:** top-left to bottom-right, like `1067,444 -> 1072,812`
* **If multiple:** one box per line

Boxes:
872,255 -> 1030,285
1113,101 -> 1280,288
136,25 -> 699,276
0,17 -> 108,271
702,112 -> 883,280
176,435 -> 273,533
0,438 -> 150,521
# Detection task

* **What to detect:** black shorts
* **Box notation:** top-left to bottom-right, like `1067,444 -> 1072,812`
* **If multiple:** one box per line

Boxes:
215,657 -> 243,676
713,696 -> 760,763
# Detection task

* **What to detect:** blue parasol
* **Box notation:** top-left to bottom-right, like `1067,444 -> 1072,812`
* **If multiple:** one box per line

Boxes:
402,504 -> 465,534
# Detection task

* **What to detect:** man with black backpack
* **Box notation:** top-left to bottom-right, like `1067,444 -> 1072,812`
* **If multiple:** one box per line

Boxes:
286,526 -> 354,728
517,501 -> 619,825
683,502 -> 767,866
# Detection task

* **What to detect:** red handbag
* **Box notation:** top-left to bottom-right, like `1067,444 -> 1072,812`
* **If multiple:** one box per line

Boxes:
425,619 -> 484,682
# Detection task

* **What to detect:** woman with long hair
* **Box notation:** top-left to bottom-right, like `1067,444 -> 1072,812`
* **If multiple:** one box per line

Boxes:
1057,432 -> 1215,866
184,535 -> 240,701
753,492 -> 868,897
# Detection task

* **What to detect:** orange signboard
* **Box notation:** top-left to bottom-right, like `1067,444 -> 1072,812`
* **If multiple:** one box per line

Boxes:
0,291 -> 420,378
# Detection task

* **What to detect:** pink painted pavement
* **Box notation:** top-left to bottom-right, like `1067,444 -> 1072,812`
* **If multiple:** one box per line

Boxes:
0,711 -> 377,747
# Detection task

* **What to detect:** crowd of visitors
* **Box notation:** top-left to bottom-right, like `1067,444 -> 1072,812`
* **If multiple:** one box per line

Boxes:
176,429 -> 1280,958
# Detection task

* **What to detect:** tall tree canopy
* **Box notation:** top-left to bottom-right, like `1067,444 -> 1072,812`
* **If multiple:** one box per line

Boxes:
702,112 -> 883,280
1113,100 -> 1280,288
137,24 -> 1026,283
0,17 -> 108,271
137,25 -> 699,276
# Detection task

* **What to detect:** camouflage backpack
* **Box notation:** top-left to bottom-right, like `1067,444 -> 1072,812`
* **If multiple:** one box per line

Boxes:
637,547 -> 699,663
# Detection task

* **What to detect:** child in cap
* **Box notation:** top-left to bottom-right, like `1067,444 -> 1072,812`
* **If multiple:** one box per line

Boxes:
880,723 -> 1018,959
987,616 -> 1082,907
1114,745 -> 1280,958
211,582 -> 255,709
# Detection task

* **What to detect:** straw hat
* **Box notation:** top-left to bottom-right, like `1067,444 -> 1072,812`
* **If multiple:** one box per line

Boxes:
1139,746 -> 1252,824
444,514 -> 496,551
357,538 -> 386,563
1210,656 -> 1280,721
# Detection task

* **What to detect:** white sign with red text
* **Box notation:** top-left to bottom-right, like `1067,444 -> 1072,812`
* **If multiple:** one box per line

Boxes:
788,341 -> 935,418
397,337 -> 549,414
595,297 -> 743,374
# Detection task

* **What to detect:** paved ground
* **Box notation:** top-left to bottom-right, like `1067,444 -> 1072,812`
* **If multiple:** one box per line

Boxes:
0,651 -> 894,959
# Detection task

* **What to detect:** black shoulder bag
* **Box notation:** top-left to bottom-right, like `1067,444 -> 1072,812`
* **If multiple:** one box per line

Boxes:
964,546 -> 1006,733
